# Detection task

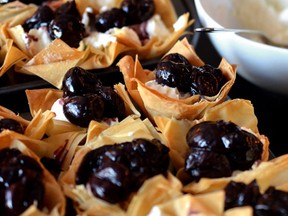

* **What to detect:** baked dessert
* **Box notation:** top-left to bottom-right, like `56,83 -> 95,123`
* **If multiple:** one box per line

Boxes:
25,66 -> 140,128
1,0 -> 192,88
117,37 -> 237,122
154,99 -> 269,187
0,136 -> 66,215
60,116 -> 171,214
183,154 -> 288,215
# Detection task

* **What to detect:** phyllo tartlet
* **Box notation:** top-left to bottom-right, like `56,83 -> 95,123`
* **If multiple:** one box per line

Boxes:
184,154 -> 288,215
154,99 -> 270,190
25,66 -> 140,130
2,0 -> 193,88
117,37 -> 237,122
60,116 -> 173,214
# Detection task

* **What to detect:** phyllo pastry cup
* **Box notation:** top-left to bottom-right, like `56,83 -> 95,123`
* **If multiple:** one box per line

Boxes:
117,37 -> 237,122
154,99 -> 270,186
24,83 -> 141,170
127,173 -> 225,216
0,36 -> 27,77
7,0 -> 192,89
0,136 -> 66,215
0,105 -> 86,175
1,123 -> 86,175
60,116 -> 169,214
183,154 -> 288,195
15,39 -> 90,88
177,154 -> 288,216
0,1 -> 36,76
0,1 -> 37,26
25,82 -> 140,133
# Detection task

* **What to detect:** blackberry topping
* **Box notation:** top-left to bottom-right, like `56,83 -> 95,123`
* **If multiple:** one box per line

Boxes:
61,66 -> 126,127
94,8 -> 127,33
63,94 -> 105,128
184,120 -> 263,182
0,118 -> 24,134
62,66 -> 102,98
224,180 -> 288,215
155,53 -> 228,96
94,86 -> 126,120
0,148 -> 45,215
94,0 -> 155,32
22,5 -> 55,31
121,0 -> 155,25
54,0 -> 81,19
75,138 -> 170,203
48,14 -> 85,48
22,0 -> 85,47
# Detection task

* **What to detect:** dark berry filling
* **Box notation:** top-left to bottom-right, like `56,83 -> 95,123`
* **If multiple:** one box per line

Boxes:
0,148 -> 45,215
224,180 -> 288,215
61,66 -> 126,127
75,138 -> 170,203
184,120 -> 263,182
0,118 -> 24,134
155,53 -> 228,96
22,0 -> 85,48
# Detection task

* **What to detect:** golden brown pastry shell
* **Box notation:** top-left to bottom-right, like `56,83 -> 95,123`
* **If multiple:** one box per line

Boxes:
117,37 -> 237,122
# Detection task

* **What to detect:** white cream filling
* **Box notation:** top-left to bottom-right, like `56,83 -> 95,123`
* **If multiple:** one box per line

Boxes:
83,32 -> 117,49
145,80 -> 191,99
25,27 -> 52,56
51,98 -> 69,122
84,11 -> 175,49
146,14 -> 171,39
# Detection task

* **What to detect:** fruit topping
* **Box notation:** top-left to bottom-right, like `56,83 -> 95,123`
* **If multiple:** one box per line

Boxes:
0,118 -> 24,134
94,8 -> 127,33
155,53 -> 227,96
54,0 -> 80,19
63,94 -> 105,127
0,148 -> 45,215
184,120 -> 263,182
48,14 -> 85,48
224,180 -> 288,215
22,0 -> 85,48
121,0 -> 155,25
75,138 -> 170,203
94,0 -> 155,33
22,5 -> 55,31
61,66 -> 125,127
62,66 -> 102,97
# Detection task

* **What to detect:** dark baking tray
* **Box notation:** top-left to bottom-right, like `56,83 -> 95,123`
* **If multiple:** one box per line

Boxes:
0,0 -> 200,113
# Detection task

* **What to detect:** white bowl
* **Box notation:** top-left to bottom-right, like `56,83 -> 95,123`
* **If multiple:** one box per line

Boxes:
194,0 -> 288,95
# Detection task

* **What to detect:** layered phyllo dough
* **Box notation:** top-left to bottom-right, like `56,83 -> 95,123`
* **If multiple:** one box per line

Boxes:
0,0 -> 193,88
25,66 -> 140,129
118,37 -> 237,122
60,116 -> 171,214
154,99 -> 270,185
